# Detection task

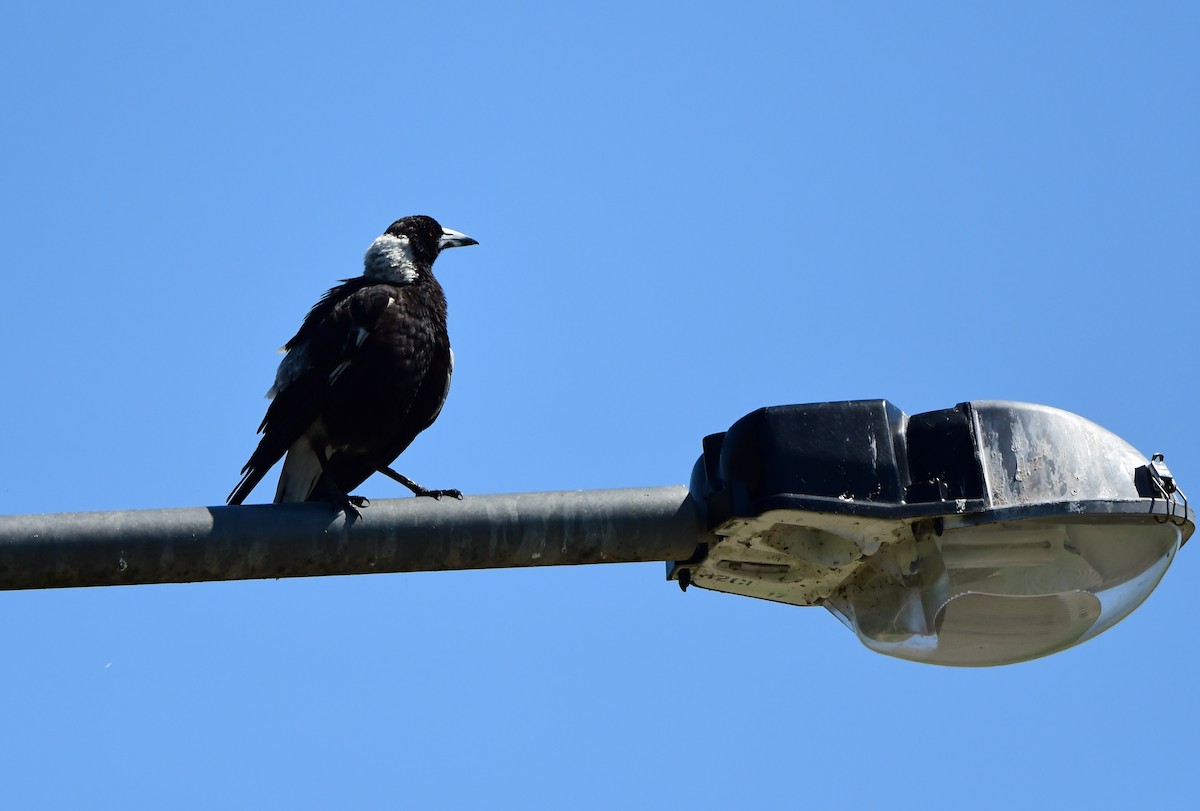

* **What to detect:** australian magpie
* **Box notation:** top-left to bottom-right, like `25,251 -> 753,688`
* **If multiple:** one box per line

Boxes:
228,215 -> 477,514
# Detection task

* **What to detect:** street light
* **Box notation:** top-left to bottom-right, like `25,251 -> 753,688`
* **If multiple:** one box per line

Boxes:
674,400 -> 1192,667
0,399 -> 1190,668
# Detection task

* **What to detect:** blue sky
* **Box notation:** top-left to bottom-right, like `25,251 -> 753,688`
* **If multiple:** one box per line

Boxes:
2,2 -> 1197,808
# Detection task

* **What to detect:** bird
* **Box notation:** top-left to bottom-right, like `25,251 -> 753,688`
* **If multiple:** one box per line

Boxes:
228,215 -> 478,515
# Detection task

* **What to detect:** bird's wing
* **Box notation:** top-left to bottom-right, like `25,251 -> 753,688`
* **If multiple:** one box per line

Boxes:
309,338 -> 451,498
227,280 -> 397,505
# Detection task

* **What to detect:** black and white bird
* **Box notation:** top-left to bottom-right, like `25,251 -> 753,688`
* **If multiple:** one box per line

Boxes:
228,215 -> 477,514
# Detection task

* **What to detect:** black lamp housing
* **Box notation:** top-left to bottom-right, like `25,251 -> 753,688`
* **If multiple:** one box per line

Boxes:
676,400 -> 1192,666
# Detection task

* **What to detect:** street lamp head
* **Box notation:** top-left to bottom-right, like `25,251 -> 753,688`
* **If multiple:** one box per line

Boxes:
676,400 -> 1192,667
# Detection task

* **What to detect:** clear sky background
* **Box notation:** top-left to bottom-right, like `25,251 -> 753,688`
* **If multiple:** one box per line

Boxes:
2,2 -> 1197,808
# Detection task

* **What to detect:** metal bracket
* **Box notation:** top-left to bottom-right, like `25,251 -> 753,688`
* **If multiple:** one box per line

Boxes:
1146,453 -> 1189,525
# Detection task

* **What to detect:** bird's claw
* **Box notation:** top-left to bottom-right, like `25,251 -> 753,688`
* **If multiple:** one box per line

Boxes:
415,487 -> 463,501
336,494 -> 370,521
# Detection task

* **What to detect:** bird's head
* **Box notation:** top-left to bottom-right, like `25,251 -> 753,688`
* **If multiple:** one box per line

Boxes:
364,215 -> 478,283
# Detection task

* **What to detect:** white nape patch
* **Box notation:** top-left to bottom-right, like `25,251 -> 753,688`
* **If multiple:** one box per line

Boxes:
364,233 -> 419,284
268,344 -> 310,399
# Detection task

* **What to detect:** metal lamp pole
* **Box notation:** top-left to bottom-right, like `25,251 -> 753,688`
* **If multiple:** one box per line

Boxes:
0,487 -> 707,591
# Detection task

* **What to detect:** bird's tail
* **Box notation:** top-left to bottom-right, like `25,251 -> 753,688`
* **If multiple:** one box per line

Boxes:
228,463 -> 268,505
228,430 -> 291,505
273,439 -> 324,503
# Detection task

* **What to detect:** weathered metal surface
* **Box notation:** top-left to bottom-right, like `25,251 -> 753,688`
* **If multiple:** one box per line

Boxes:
0,487 -> 706,591
969,401 -> 1150,507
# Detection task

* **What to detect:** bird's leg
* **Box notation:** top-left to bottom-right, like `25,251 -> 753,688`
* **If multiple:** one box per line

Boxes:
317,476 -> 364,521
313,447 -> 369,520
378,466 -> 463,500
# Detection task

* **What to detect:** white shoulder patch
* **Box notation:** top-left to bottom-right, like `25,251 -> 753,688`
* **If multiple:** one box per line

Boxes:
268,344 -> 310,398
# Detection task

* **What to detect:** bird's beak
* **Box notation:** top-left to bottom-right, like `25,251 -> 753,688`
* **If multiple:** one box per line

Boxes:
439,227 -> 478,250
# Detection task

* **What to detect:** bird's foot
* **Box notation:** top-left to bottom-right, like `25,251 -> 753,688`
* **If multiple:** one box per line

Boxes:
320,480 -> 370,521
412,486 -> 464,501
378,466 -> 464,500
312,448 -> 369,520
333,494 -> 370,521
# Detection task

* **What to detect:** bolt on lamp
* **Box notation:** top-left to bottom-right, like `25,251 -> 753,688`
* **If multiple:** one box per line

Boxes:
673,400 -> 1192,667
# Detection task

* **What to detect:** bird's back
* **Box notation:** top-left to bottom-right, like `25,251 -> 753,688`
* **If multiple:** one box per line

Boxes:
312,277 -> 451,493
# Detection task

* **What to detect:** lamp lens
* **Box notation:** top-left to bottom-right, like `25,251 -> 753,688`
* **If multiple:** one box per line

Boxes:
825,519 -> 1181,666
